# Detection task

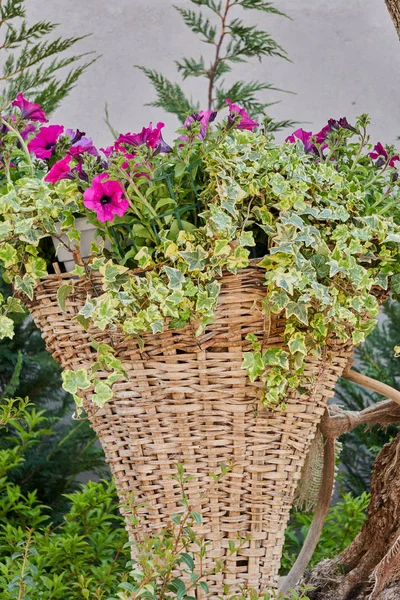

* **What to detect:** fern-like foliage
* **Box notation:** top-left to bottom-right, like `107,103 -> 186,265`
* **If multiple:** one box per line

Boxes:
138,0 -> 295,129
0,0 -> 96,114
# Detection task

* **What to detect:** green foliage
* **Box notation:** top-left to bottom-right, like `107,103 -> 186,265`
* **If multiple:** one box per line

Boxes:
281,492 -> 370,573
335,299 -> 400,496
0,282 -> 107,515
138,0 -> 294,128
0,0 -> 95,114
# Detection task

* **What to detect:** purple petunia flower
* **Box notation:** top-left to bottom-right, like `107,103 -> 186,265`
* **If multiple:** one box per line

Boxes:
116,122 -> 172,153
65,128 -> 85,145
12,93 -> 48,123
44,155 -> 72,184
83,173 -> 129,222
27,125 -> 64,159
226,99 -> 259,131
69,136 -> 98,158
182,110 -> 217,140
20,123 -> 36,140
369,142 -> 399,168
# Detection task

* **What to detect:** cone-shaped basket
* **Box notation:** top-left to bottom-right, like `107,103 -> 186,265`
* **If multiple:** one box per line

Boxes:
26,265 -> 353,597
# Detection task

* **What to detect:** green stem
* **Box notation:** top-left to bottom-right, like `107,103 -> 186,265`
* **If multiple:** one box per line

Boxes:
1,117 -> 34,175
117,167 -> 158,218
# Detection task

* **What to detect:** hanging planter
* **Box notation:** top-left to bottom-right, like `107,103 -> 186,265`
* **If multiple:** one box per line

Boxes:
24,264 -> 359,595
2,99 -> 400,597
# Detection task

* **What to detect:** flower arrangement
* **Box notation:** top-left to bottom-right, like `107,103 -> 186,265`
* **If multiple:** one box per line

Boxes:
1,95 -> 400,408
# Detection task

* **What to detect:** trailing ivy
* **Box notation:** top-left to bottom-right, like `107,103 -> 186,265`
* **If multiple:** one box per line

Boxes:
1,103 -> 400,409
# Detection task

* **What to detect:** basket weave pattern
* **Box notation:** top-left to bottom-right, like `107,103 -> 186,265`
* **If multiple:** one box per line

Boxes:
27,266 -> 353,596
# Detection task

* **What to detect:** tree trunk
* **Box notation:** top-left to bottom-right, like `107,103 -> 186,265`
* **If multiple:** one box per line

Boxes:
385,0 -> 400,39
304,433 -> 400,600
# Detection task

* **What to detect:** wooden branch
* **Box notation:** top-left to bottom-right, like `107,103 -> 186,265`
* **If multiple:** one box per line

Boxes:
342,369 -> 400,406
385,0 -> 400,39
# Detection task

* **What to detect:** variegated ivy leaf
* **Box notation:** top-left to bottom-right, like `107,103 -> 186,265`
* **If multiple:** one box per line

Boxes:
269,290 -> 290,313
262,348 -> 289,370
164,266 -> 185,290
13,274 -> 35,301
0,243 -> 18,268
391,274 -> 400,296
92,381 -> 113,406
242,351 -> 265,382
62,368 -> 91,395
286,301 -> 309,326
0,315 -> 15,340
99,260 -> 129,283
179,245 -> 208,272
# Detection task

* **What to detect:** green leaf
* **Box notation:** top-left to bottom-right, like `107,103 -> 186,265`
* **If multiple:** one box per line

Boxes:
164,266 -> 185,290
286,301 -> 309,325
0,243 -> 17,268
57,281 -> 74,312
391,274 -> 400,296
181,553 -> 195,571
62,369 -> 91,395
99,259 -> 129,282
14,274 -> 35,300
199,582 -> 209,594
269,290 -> 289,313
288,333 -> 307,356
6,297 -> 26,314
239,230 -> 255,247
262,348 -> 289,369
179,245 -> 208,271
25,256 -> 47,279
242,351 -> 264,381
0,315 -> 15,340
92,381 -> 113,406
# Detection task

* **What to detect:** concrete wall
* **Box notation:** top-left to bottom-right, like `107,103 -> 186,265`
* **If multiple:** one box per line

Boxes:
25,0 -> 400,148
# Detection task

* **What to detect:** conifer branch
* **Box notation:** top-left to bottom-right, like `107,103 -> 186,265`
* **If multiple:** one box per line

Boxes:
138,0 -> 293,128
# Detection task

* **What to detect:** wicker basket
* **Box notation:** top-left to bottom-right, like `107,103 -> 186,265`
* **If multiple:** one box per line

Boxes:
26,265 -> 354,597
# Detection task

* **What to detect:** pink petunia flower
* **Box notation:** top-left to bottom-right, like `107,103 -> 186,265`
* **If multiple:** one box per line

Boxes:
226,99 -> 259,131
369,142 -> 399,168
12,93 -> 48,123
27,125 -> 64,159
116,122 -> 171,153
44,155 -> 72,184
83,173 -> 129,222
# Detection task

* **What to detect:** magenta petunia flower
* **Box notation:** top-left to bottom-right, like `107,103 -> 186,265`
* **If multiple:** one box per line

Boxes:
44,155 -> 72,184
83,173 -> 129,222
12,93 -> 48,123
69,136 -> 98,158
369,142 -> 399,168
226,99 -> 259,131
116,122 -> 171,153
314,125 -> 330,145
182,110 -> 217,140
285,128 -> 316,154
27,125 -> 64,159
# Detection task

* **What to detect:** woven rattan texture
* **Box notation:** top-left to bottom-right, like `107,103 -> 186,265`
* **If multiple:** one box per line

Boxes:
27,266 -> 353,597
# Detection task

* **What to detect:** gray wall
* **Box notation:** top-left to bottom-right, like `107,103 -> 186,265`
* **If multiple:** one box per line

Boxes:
26,0 -> 400,147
